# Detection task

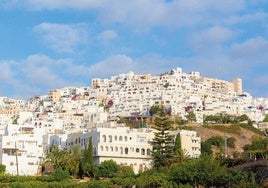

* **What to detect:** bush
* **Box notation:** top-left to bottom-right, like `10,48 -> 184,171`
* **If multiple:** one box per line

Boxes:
97,160 -> 120,178
50,169 -> 71,182
0,164 -> 6,174
88,180 -> 111,188
207,136 -> 224,147
227,137 -> 236,148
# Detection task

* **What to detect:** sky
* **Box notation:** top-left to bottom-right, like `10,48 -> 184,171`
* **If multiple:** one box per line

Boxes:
0,0 -> 268,99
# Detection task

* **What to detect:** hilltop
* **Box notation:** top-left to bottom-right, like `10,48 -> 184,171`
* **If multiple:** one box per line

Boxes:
185,123 -> 265,155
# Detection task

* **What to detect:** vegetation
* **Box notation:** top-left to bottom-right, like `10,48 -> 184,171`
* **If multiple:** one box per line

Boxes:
203,113 -> 251,125
185,111 -> 196,123
243,138 -> 268,159
151,113 -> 175,168
1,112 -> 266,187
263,114 -> 268,122
80,137 -> 95,178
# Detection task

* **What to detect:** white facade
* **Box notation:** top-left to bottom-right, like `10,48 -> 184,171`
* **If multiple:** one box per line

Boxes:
179,130 -> 201,158
90,126 -> 155,174
0,124 -> 44,176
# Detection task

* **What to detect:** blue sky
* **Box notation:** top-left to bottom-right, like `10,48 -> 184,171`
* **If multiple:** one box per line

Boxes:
0,0 -> 268,99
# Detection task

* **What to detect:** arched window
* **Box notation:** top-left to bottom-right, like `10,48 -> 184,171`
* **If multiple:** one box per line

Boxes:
119,136 -> 123,141
110,146 -> 113,152
105,146 -> 108,151
125,147 -> 129,154
141,148 -> 145,155
100,146 -> 104,151
146,149 -> 151,155
114,135 -> 118,141
115,147 -> 118,152
102,135 -> 106,142
124,136 -> 128,141
120,147 -> 123,154
109,135 -> 112,143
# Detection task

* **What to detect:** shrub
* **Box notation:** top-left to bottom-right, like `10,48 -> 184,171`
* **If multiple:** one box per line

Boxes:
0,164 -> 6,174
227,137 -> 236,148
88,180 -> 111,188
50,169 -> 71,182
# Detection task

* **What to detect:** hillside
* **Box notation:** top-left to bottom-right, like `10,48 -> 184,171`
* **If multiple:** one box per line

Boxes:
185,123 -> 265,155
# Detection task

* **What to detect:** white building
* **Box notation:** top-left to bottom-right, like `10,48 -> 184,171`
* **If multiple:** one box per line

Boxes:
90,126 -> 155,174
0,124 -> 45,176
171,129 -> 201,158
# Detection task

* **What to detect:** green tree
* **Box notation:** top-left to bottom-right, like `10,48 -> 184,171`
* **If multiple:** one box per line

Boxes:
227,137 -> 236,148
0,164 -> 6,174
149,105 -> 164,116
173,133 -> 189,163
66,146 -> 81,177
207,136 -> 224,147
243,138 -> 268,159
263,114 -> 268,122
201,141 -> 212,155
136,168 -> 174,188
151,114 -> 175,168
112,166 -> 136,187
185,111 -> 196,123
44,146 -> 70,171
170,159 -> 198,187
97,160 -> 120,178
80,137 -> 95,178
195,154 -> 228,187
50,169 -> 71,182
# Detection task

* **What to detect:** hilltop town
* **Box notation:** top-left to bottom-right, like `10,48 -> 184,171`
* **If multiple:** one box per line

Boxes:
0,67 -> 267,176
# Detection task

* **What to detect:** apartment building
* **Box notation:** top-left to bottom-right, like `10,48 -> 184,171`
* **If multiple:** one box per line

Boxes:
90,67 -> 251,123
90,125 -> 154,173
0,124 -> 45,176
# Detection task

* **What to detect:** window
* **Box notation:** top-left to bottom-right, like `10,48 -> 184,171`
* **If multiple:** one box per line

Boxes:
28,162 -> 34,165
141,148 -> 145,155
120,147 -> 123,154
102,135 -> 106,142
125,147 -> 129,154
115,147 -> 118,152
100,146 -> 104,151
136,148 -> 140,153
119,136 -> 123,141
109,135 -> 112,143
114,136 -> 117,141
124,136 -> 128,141
105,146 -> 108,151
147,149 -> 151,155
110,146 -> 113,152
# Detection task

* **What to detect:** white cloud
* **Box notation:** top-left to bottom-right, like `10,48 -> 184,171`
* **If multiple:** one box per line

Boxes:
188,26 -> 235,54
0,54 -> 91,98
2,0 -> 106,10
231,37 -> 268,60
97,30 -> 118,43
89,55 -> 135,78
0,61 -> 16,83
34,23 -> 88,53
3,0 -> 247,29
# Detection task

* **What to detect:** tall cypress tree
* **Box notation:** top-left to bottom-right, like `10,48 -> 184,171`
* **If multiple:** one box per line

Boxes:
151,113 -> 175,168
80,136 -> 94,178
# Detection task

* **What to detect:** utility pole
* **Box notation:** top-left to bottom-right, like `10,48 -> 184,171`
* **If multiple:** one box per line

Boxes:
15,142 -> 19,177
224,133 -> 227,158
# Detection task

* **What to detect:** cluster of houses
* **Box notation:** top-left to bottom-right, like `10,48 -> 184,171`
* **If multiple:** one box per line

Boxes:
0,67 -> 267,175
